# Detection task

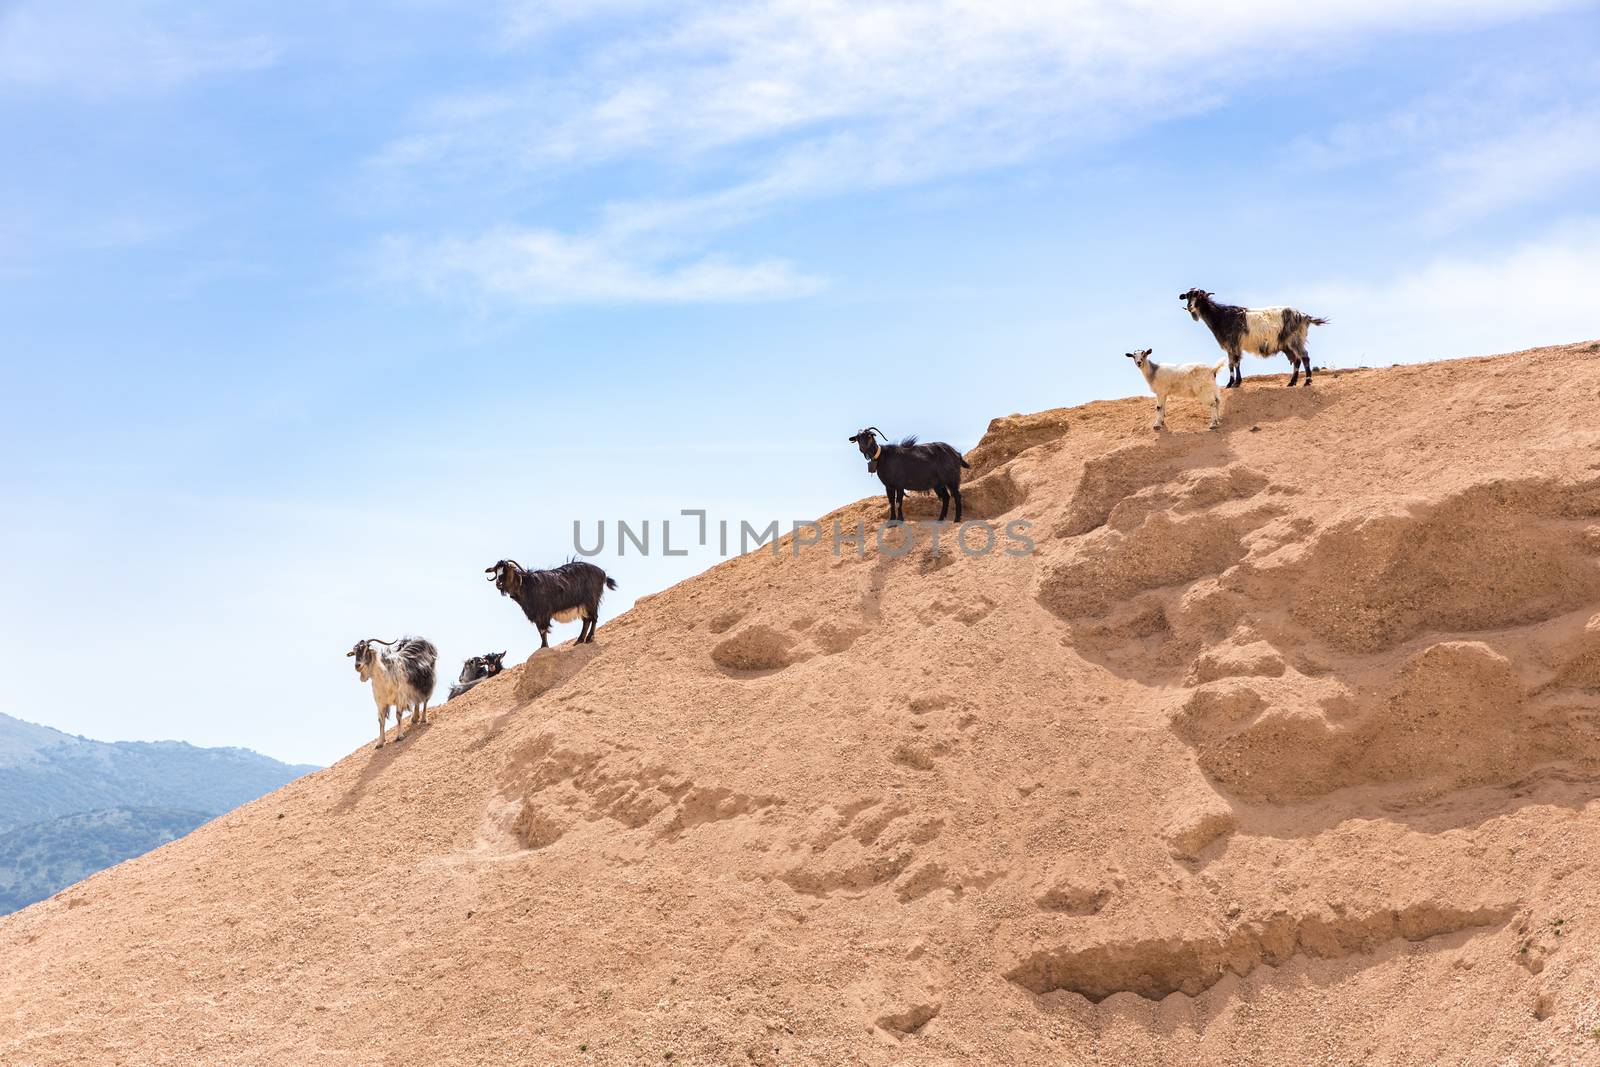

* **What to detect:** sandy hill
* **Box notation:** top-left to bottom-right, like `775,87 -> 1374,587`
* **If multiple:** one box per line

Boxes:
5,342 -> 1600,1066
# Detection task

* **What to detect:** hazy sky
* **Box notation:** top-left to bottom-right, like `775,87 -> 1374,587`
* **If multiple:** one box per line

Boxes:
3,1 -> 1598,766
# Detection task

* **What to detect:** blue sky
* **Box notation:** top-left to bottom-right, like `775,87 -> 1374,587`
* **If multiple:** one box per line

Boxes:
2,1 -> 1597,765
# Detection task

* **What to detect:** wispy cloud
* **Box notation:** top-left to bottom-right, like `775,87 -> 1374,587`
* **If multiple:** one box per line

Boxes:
376,226 -> 823,306
1292,63 -> 1600,228
0,2 -> 276,95
405,1 -> 1585,177
1304,219 -> 1600,362
1429,111 -> 1600,226
372,0 -> 1589,308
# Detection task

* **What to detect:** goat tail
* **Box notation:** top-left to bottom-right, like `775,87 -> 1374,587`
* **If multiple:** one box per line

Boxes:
1213,358 -> 1228,374
604,577 -> 618,590
1308,315 -> 1329,326
959,456 -> 971,469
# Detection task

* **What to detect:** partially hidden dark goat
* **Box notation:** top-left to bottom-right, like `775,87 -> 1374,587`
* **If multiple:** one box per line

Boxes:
486,559 -> 617,648
348,636 -> 437,748
848,427 -> 971,523
1180,288 -> 1328,389
448,651 -> 507,700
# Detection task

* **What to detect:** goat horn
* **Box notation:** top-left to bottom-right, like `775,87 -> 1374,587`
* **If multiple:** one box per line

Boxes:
866,426 -> 886,439
366,637 -> 396,646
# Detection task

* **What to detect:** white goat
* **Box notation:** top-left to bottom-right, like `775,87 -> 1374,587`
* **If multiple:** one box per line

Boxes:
1125,348 -> 1226,431
348,636 -> 438,748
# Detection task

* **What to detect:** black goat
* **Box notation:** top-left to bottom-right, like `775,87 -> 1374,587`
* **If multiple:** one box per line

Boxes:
486,559 -> 617,648
848,427 -> 971,523
447,650 -> 507,700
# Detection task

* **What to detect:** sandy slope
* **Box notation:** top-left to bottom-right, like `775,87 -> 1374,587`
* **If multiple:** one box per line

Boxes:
5,342 -> 1600,1066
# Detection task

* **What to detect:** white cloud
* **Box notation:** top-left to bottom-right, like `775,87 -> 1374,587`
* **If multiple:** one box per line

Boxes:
371,0 -> 1592,308
497,0 -> 668,44
400,0 -> 1586,178
1292,64 -> 1600,228
1429,111 -> 1600,226
1303,219 -> 1600,364
0,2 -> 276,95
377,226 -> 823,306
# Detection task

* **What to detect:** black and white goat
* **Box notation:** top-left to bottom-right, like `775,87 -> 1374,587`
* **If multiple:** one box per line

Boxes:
348,636 -> 437,749
848,427 -> 971,523
448,651 -> 507,700
486,559 -> 617,648
1180,288 -> 1328,388
1125,348 -> 1225,431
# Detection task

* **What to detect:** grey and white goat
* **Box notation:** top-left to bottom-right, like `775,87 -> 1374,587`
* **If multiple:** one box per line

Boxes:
348,636 -> 438,748
1180,288 -> 1328,388
448,651 -> 507,700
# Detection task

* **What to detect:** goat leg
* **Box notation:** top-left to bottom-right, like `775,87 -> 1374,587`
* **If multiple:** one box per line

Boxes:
952,485 -> 963,523
376,707 -> 387,749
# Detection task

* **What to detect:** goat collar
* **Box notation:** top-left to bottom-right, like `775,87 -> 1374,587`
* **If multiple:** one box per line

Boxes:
869,438 -> 882,460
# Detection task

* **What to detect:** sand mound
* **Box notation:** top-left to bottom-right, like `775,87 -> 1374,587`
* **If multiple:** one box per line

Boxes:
1007,901 -> 1513,1002
1282,478 -> 1600,654
5,342 -> 1600,1066
1171,637 -> 1600,803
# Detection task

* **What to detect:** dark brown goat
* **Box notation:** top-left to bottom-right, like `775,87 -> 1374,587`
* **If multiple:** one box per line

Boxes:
485,559 -> 617,648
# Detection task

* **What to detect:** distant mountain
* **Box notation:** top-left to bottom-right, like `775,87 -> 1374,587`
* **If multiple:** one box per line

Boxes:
0,713 -> 316,912
0,712 -> 318,835
0,807 -> 212,913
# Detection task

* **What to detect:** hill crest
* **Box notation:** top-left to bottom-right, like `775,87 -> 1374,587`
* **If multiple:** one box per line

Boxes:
4,341 -> 1600,1066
